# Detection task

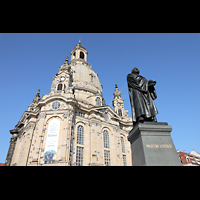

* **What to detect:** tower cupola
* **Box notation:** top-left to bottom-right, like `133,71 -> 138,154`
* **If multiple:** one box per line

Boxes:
70,39 -> 88,64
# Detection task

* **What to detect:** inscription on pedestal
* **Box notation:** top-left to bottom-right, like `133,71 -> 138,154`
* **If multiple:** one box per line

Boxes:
146,144 -> 172,149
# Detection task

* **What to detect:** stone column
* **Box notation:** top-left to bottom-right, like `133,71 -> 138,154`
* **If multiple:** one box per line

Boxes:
28,114 -> 46,166
89,119 -> 99,166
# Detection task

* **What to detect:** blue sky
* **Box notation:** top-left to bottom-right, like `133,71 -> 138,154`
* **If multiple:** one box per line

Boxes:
1,33 -> 200,163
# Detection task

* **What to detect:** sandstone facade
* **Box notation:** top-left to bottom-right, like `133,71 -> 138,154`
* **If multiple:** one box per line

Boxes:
5,41 -> 133,166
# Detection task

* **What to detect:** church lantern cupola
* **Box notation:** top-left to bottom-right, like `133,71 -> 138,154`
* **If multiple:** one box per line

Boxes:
70,39 -> 88,64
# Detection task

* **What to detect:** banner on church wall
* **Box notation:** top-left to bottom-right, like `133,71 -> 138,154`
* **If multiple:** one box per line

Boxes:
43,118 -> 60,163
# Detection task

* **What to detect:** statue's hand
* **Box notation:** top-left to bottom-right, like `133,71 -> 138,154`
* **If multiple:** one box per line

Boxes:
148,80 -> 156,87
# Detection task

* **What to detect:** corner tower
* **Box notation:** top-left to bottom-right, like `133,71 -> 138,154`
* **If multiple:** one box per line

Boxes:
112,84 -> 129,119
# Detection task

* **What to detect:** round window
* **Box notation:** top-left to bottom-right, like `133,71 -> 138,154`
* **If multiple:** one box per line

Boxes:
52,102 -> 60,110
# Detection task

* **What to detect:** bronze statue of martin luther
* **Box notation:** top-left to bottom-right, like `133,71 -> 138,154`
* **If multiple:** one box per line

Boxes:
127,67 -> 158,125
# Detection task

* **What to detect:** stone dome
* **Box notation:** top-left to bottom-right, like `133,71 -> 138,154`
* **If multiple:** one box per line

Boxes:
69,41 -> 103,106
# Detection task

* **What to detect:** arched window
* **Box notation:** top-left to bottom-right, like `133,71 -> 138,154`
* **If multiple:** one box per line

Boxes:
91,75 -> 94,82
96,97 -> 101,106
80,51 -> 84,60
73,52 -> 76,59
118,109 -> 122,116
120,137 -> 125,153
103,130 -> 110,148
57,84 -> 63,90
77,125 -> 84,145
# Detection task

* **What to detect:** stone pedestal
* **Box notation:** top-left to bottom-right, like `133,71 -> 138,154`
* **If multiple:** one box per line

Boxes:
127,122 -> 182,166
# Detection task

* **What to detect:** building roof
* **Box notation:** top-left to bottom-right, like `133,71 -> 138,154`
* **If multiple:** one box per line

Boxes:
178,150 -> 200,166
72,39 -> 86,51
189,149 -> 200,158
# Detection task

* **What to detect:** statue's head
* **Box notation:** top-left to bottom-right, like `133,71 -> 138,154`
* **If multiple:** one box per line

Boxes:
132,67 -> 140,74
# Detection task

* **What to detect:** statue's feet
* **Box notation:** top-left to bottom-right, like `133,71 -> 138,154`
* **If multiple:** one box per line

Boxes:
138,116 -> 144,123
145,116 -> 157,122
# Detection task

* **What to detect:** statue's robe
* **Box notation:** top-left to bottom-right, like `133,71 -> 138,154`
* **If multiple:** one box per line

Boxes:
127,73 -> 158,123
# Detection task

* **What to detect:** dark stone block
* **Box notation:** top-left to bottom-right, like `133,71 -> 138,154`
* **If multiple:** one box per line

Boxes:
127,122 -> 182,166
